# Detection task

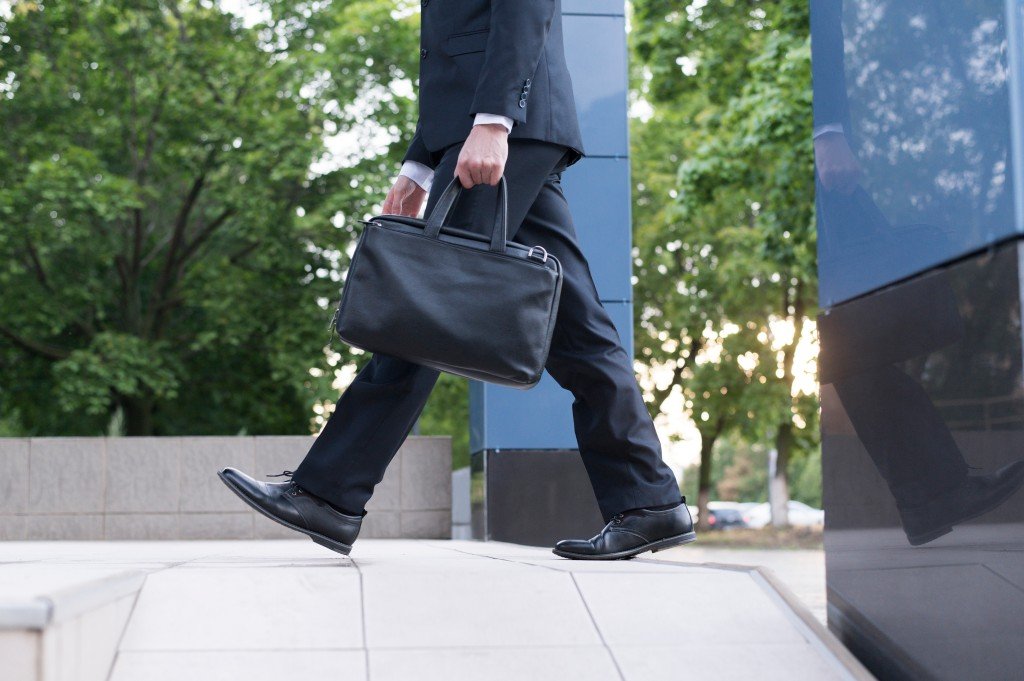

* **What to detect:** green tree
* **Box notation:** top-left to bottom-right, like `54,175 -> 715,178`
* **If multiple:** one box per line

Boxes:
681,433 -> 769,504
714,435 -> 769,503
0,0 -> 422,435
630,0 -> 819,526
417,373 -> 470,470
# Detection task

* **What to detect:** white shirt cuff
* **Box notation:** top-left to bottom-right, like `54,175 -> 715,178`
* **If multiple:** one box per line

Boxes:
474,113 -> 514,133
813,123 -> 845,139
399,160 -> 434,192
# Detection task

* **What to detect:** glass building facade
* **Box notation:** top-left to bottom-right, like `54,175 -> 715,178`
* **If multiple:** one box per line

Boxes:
812,1 -> 1024,678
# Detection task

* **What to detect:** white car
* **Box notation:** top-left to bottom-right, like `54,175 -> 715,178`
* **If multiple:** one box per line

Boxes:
742,500 -> 824,528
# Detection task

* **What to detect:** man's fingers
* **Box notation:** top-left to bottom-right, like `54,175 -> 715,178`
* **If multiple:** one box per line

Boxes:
383,188 -> 404,214
455,139 -> 507,189
458,161 -> 502,187
455,165 -> 472,189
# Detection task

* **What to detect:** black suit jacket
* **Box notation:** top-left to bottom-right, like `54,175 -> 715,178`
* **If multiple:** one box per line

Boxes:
402,0 -> 586,170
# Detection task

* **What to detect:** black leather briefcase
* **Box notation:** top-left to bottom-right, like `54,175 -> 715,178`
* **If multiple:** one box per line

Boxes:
332,176 -> 563,389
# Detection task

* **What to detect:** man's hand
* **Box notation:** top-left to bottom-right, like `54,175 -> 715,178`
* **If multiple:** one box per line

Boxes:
814,132 -> 862,195
454,123 -> 509,188
382,176 -> 428,217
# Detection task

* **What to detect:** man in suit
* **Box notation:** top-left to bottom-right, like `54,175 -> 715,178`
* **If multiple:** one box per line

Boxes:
219,0 -> 695,560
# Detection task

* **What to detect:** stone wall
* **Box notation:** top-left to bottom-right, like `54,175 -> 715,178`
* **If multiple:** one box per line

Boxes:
0,436 -> 452,540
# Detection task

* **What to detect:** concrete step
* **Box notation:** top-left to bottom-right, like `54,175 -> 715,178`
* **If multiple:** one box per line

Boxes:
0,564 -> 146,681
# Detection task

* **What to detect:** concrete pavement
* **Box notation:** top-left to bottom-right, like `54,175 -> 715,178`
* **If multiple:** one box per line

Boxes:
656,545 -> 827,624
0,539 -> 866,681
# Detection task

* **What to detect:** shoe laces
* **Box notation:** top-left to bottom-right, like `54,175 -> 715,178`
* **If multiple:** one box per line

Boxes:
267,471 -> 304,497
611,513 -> 625,525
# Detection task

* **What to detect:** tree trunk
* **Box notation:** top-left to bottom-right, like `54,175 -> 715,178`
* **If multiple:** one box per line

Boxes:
696,434 -> 717,532
122,395 -> 155,436
769,423 -> 793,527
769,280 -> 805,528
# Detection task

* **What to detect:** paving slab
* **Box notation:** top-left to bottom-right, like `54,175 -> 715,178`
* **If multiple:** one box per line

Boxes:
364,569 -> 599,649
118,567 -> 363,652
369,647 -> 621,681
655,545 -> 828,624
0,539 -> 870,681
110,650 -> 366,681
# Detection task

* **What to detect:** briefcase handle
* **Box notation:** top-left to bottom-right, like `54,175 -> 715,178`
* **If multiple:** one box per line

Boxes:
423,175 -> 509,254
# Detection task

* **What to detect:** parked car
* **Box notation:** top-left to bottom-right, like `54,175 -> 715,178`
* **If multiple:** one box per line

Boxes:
688,501 -> 749,530
742,500 -> 824,528
707,502 -> 748,530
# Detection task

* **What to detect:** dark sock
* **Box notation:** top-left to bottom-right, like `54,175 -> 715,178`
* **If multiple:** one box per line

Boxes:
323,498 -> 364,517
298,485 -> 364,517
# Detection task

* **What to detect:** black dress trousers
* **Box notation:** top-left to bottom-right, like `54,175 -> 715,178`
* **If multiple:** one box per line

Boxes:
290,139 -> 682,522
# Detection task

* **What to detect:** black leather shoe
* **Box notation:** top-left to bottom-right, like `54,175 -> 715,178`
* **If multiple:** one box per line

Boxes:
552,500 -> 697,560
899,460 -> 1024,546
218,467 -> 362,555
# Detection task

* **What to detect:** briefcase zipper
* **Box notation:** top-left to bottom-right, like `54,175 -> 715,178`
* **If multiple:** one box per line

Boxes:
360,219 -> 558,271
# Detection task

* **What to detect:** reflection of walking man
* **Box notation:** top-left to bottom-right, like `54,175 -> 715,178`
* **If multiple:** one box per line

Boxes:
219,0 -> 695,560
812,0 -> 1024,545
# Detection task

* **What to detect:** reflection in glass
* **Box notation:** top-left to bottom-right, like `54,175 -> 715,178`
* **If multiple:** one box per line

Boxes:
819,270 -> 1024,546
813,2 -> 1024,678
813,0 -> 1016,307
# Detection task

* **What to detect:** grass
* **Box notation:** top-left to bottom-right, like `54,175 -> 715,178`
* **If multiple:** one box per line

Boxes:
693,526 -> 824,550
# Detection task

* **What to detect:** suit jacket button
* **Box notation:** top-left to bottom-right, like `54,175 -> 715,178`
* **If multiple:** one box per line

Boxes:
421,48 -> 428,59
518,99 -> 526,108
525,78 -> 532,86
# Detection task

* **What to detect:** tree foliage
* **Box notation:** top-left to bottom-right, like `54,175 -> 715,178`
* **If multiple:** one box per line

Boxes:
0,0 -> 421,435
630,0 -> 820,525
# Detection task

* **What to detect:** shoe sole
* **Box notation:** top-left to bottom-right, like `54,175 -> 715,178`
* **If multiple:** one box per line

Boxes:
217,470 -> 353,556
907,525 -> 953,547
551,531 -> 698,561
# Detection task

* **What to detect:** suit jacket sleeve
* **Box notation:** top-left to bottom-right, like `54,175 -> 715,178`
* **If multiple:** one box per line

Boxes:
401,117 -> 435,169
469,0 -> 557,124
810,0 -> 850,130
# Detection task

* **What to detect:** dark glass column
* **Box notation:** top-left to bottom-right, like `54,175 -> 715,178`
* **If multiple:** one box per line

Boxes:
812,1 -> 1024,678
